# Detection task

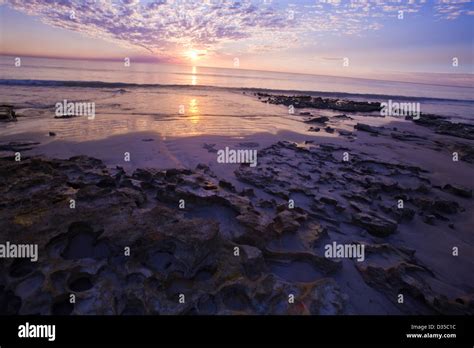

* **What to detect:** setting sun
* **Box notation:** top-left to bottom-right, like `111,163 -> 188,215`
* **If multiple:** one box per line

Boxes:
186,50 -> 199,61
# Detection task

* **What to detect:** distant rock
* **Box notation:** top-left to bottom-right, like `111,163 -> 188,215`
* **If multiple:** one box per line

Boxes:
333,114 -> 353,120
413,114 -> 474,140
0,141 -> 40,152
202,143 -> 218,153
237,142 -> 259,148
305,116 -> 329,124
256,93 -> 382,112
338,130 -> 353,136
354,123 -> 380,135
54,114 -> 78,119
0,105 -> 17,122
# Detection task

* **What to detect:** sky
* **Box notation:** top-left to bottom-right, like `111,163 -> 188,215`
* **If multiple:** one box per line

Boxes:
0,0 -> 473,79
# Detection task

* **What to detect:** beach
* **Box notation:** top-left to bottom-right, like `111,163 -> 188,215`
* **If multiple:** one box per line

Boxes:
1,71 -> 473,315
2,1 -> 474,345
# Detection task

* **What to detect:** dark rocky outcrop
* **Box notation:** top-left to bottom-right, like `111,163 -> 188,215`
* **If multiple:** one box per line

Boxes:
0,105 -> 17,121
255,93 -> 381,112
412,114 -> 474,140
0,136 -> 471,315
0,155 -> 348,315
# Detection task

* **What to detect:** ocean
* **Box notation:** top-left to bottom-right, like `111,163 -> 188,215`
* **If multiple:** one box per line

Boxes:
0,56 -> 473,143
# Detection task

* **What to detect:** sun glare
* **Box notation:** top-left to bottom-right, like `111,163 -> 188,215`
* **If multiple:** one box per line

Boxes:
187,50 -> 199,61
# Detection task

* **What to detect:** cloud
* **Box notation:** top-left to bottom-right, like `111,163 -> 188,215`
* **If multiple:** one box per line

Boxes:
2,0 -> 293,57
2,0 -> 472,59
321,57 -> 345,61
434,0 -> 473,20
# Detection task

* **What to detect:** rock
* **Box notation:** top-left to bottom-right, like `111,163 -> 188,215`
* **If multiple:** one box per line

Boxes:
263,246 -> 341,275
49,132 -> 56,137
203,143 -> 217,153
390,131 -> 424,142
240,188 -> 255,197
357,261 -> 472,315
413,114 -> 474,140
333,114 -> 352,120
423,214 -> 436,225
0,155 -> 246,314
117,187 -> 147,207
256,93 -> 381,112
218,180 -> 235,191
269,209 -> 306,234
416,197 -> 460,215
306,278 -> 347,314
338,130 -> 353,136
379,203 -> 415,222
305,116 -> 329,124
320,196 -> 338,205
0,105 -> 17,121
299,222 -> 327,249
237,142 -> 259,148
352,212 -> 397,237
258,276 -> 347,315
354,123 -> 380,135
308,127 -> 320,132
132,168 -> 158,182
448,142 -> 474,164
240,245 -> 265,279
0,131 -> 470,315
0,141 -> 40,152
325,126 -> 335,133
432,199 -> 459,214
54,114 -> 79,119
443,184 -> 472,198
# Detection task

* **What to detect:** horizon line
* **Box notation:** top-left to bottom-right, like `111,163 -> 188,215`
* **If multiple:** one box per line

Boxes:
0,53 -> 472,89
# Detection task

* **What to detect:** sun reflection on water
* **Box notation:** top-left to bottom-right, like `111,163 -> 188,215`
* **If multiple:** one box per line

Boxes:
188,98 -> 200,124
